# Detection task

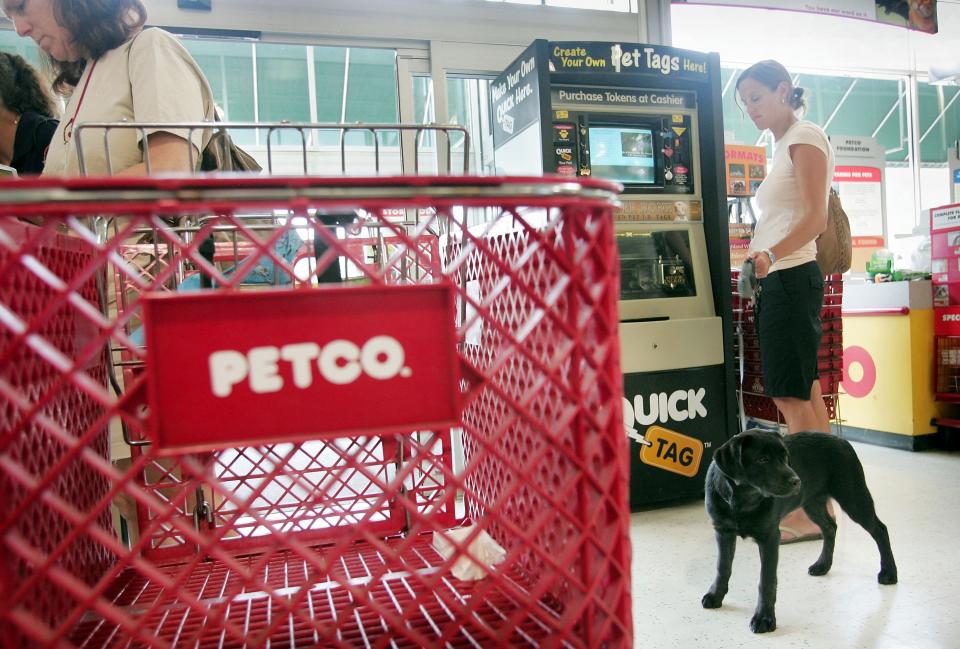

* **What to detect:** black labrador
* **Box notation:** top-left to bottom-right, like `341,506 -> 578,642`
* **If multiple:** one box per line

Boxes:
701,429 -> 897,633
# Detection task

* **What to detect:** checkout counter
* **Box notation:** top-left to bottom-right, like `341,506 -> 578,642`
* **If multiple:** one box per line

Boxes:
840,280 -> 953,449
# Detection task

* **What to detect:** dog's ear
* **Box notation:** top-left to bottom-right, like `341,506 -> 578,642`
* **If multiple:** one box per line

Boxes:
713,434 -> 744,481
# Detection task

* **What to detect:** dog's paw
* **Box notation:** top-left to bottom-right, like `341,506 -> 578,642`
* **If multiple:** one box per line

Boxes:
750,611 -> 777,634
808,560 -> 831,576
701,592 -> 724,609
878,568 -> 898,585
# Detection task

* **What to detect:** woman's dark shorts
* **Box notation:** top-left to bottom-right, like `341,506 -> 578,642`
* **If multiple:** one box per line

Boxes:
754,261 -> 824,400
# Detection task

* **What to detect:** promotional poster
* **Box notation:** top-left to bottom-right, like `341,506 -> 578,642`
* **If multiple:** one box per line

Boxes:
831,135 -> 887,273
673,0 -> 938,33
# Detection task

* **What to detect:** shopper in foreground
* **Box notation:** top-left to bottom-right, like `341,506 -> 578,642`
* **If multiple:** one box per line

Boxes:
2,0 -> 215,176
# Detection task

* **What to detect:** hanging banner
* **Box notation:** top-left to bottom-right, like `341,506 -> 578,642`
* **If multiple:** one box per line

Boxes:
672,1 -> 938,34
831,135 -> 887,273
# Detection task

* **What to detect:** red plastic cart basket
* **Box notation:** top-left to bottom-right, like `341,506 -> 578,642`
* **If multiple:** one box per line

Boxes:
0,175 -> 631,648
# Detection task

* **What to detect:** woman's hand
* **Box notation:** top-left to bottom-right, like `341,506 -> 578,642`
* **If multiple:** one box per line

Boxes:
750,250 -> 773,278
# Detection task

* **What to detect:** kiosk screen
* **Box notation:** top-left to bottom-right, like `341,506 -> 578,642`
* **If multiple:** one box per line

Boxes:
588,126 -> 657,185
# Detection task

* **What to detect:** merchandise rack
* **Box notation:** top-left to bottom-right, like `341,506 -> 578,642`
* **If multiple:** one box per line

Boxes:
730,270 -> 845,429
0,175 -> 632,648
934,306 -> 960,402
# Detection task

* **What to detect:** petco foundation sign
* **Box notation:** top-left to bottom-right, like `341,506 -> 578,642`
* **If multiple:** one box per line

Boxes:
142,285 -> 460,453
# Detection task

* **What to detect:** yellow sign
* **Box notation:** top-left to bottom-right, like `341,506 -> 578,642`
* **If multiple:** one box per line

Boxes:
672,127 -> 687,137
639,425 -> 704,478
555,110 -> 569,119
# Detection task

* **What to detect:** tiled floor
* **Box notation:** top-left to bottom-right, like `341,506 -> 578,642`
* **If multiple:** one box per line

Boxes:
630,440 -> 960,648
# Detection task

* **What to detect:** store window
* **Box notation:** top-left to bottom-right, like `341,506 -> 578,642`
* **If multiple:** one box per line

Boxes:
918,82 -> 960,165
313,46 -> 348,128
255,43 -> 311,146
182,40 -> 256,145
184,39 -> 403,174
0,29 -> 42,68
344,49 -> 400,136
447,76 -> 495,175
722,66 -> 908,164
917,81 -> 960,210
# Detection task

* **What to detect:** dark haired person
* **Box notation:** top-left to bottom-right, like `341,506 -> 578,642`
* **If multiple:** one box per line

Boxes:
2,0 -> 215,176
0,52 -> 58,174
737,60 -> 835,544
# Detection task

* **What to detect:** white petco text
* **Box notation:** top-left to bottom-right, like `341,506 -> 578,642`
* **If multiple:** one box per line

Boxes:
209,336 -> 411,397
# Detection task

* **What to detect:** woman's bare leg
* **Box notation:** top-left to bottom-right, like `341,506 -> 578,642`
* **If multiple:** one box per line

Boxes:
772,381 -> 833,541
810,379 -> 831,433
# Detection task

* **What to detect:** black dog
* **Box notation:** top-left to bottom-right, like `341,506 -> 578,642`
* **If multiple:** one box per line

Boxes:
701,430 -> 897,633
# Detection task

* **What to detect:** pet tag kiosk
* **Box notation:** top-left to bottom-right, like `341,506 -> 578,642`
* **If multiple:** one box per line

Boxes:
492,40 -> 737,507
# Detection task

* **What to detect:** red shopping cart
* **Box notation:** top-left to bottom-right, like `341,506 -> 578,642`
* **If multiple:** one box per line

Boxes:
0,175 -> 631,648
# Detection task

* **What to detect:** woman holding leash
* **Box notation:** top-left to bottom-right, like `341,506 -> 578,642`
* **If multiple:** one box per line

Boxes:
737,60 -> 835,544
2,0 -> 215,176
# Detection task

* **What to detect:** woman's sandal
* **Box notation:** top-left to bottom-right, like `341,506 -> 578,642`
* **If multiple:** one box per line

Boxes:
779,526 -> 823,545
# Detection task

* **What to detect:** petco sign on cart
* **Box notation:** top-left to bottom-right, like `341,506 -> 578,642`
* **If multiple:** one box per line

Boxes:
143,284 -> 460,453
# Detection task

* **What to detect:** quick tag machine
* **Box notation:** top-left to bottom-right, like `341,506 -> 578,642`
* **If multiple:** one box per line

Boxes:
492,40 -> 737,507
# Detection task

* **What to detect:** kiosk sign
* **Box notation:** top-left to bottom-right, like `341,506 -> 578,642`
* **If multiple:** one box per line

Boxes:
491,42 -> 543,148
639,426 -> 704,478
551,87 -> 696,109
549,42 -> 710,82
142,284 -> 461,453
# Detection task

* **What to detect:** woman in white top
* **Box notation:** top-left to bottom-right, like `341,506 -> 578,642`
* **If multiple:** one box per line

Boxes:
738,60 -> 835,543
2,0 -> 215,176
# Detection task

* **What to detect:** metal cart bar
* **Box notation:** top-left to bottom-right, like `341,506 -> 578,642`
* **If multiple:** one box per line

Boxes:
0,179 -> 617,207
73,121 -> 471,176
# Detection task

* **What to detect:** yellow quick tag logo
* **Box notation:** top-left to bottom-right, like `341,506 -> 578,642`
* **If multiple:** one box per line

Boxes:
639,425 -> 704,478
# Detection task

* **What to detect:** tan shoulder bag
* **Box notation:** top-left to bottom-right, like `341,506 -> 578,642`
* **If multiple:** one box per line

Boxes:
816,188 -> 852,275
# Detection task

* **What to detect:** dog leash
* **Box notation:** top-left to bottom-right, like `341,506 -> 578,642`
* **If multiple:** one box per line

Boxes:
735,258 -> 759,432
736,307 -> 748,432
